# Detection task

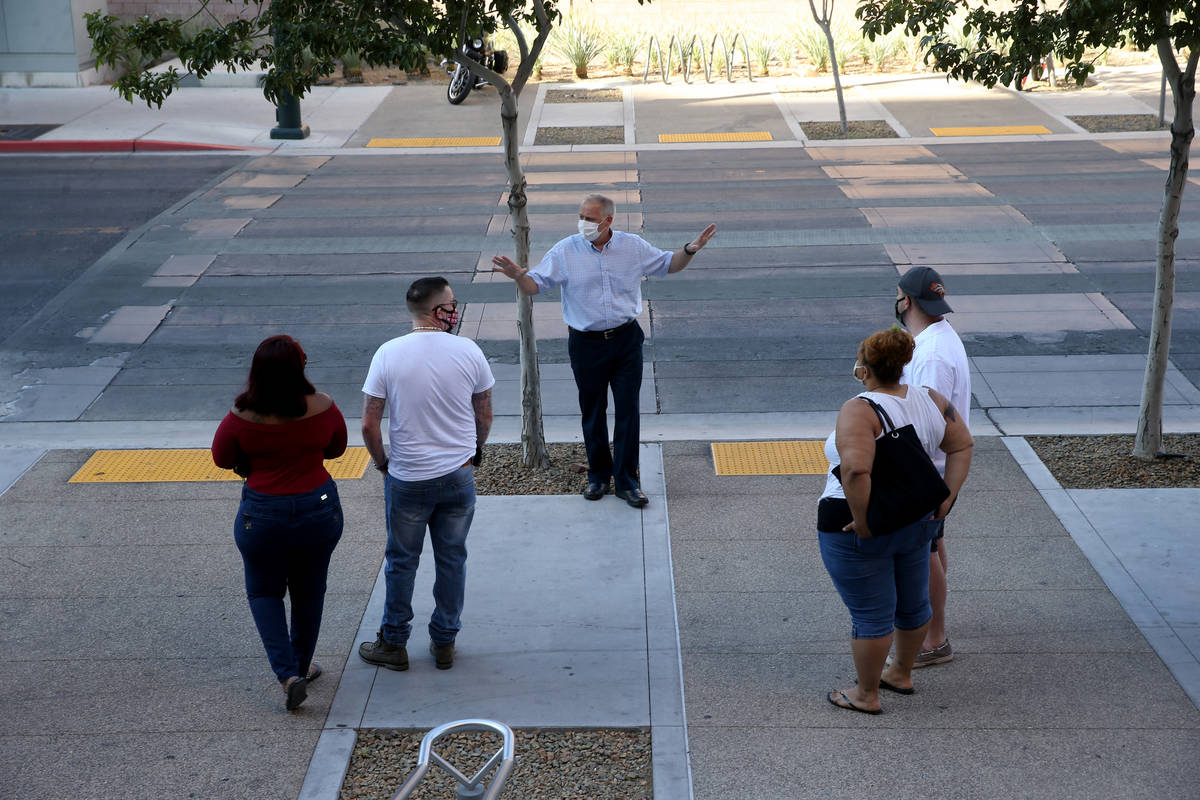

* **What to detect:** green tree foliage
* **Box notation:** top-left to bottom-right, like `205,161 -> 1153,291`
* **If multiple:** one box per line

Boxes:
854,0 -> 1199,458
856,0 -> 1198,90
86,1 -> 567,108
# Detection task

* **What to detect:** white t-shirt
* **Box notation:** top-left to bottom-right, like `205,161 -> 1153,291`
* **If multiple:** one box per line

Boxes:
820,386 -> 947,501
901,318 -> 970,474
362,331 -> 495,481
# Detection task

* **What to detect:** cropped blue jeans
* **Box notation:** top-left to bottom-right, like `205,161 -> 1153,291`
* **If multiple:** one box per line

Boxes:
381,465 -> 476,647
234,479 -> 342,683
818,516 -> 940,639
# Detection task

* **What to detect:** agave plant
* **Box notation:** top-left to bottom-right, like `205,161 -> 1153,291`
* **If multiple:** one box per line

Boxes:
749,33 -> 778,76
553,17 -> 606,79
606,26 -> 641,75
341,49 -> 363,82
861,30 -> 900,72
946,12 -> 978,52
794,23 -> 831,72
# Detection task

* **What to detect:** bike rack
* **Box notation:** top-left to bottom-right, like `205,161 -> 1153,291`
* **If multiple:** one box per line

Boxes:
642,31 -> 753,84
390,719 -> 516,800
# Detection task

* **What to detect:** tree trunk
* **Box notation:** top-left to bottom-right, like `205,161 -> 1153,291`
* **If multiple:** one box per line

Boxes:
806,0 -> 847,134
1133,46 -> 1195,459
498,85 -> 552,469
816,21 -> 848,134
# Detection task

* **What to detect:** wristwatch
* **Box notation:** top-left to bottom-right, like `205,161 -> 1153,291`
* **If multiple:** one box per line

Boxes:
375,459 -> 388,473
683,242 -> 699,255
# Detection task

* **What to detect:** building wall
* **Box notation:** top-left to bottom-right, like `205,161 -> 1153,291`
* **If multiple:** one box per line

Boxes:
0,0 -> 263,86
107,0 -> 264,23
0,0 -> 109,81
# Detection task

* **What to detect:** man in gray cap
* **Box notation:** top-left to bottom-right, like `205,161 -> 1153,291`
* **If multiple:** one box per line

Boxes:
895,266 -> 970,667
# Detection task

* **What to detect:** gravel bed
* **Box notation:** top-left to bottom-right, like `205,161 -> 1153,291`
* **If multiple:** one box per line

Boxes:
340,728 -> 652,799
534,126 -> 625,145
1067,114 -> 1168,132
545,89 -> 623,103
474,442 -> 592,495
801,120 -> 898,139
1027,434 -> 1200,488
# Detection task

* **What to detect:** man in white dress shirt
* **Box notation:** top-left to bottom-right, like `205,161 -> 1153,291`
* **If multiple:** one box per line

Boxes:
896,266 -> 971,667
492,194 -> 716,508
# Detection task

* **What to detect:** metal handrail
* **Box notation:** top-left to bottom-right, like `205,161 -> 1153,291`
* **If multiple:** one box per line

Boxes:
643,31 -> 754,84
643,33 -> 687,85
390,719 -> 516,800
725,31 -> 754,82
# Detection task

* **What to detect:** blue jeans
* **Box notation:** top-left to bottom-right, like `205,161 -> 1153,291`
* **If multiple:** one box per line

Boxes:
381,465 -> 476,646
818,516 -> 940,639
234,479 -> 342,683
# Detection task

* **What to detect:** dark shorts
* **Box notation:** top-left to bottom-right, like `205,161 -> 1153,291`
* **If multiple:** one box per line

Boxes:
931,519 -> 945,552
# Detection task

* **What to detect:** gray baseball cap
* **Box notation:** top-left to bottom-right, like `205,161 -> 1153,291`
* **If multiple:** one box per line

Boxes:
898,266 -> 953,315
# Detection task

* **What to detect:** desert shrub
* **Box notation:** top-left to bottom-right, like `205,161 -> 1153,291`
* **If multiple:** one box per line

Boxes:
749,33 -> 779,76
861,30 -> 900,72
606,25 -> 641,75
552,16 -> 605,79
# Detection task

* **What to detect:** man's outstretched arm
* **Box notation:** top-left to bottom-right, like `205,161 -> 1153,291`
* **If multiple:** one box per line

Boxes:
491,255 -> 541,295
668,223 -> 717,273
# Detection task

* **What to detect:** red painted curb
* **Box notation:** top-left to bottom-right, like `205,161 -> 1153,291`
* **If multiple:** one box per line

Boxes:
0,139 -> 264,153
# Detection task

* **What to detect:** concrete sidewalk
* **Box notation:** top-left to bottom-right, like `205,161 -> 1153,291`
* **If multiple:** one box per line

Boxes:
2,434 -> 1198,799
0,65 -> 1180,153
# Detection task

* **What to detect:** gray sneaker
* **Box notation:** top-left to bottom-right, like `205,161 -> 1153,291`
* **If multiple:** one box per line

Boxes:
359,632 -> 409,670
912,639 -> 953,669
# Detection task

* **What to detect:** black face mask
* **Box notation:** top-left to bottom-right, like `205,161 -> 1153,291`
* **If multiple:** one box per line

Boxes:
435,307 -> 460,334
894,297 -> 909,328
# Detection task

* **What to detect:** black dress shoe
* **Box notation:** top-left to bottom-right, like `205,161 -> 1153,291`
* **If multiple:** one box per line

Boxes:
614,487 -> 649,508
583,482 -> 610,501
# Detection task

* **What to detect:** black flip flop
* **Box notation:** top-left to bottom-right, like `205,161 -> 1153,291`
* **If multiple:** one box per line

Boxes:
827,690 -> 882,715
285,677 -> 308,711
306,662 -> 322,683
879,678 -> 915,695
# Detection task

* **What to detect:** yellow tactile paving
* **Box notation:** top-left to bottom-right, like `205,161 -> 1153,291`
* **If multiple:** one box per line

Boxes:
366,137 -> 502,148
658,132 -> 773,143
711,441 -> 829,476
69,448 -> 370,483
929,125 -> 1051,137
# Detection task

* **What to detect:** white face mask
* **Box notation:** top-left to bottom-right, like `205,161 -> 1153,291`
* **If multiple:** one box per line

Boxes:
578,218 -> 602,242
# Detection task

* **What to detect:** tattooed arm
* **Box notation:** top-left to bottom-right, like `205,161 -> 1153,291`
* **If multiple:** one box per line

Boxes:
472,388 -> 493,447
930,389 -> 973,519
361,393 -> 388,471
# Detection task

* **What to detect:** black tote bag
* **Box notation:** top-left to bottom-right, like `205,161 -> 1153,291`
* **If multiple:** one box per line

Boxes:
832,396 -> 950,536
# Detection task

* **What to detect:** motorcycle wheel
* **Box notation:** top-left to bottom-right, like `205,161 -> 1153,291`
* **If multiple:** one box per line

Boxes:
447,65 -> 472,105
492,50 -> 509,74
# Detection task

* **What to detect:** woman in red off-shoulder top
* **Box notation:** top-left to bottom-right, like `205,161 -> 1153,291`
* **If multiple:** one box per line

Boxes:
212,335 -> 347,711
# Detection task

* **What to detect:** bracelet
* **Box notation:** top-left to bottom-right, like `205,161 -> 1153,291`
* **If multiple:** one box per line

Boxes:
683,243 -> 699,255
375,460 -> 388,473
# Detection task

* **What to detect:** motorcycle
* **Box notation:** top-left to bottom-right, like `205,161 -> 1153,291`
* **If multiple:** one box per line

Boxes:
445,35 -> 509,105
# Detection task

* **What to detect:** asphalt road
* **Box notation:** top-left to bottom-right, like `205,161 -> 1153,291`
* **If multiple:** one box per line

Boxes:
0,154 -> 242,344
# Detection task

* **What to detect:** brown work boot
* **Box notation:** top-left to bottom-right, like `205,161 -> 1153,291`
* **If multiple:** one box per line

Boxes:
430,640 -> 455,670
358,632 -> 409,671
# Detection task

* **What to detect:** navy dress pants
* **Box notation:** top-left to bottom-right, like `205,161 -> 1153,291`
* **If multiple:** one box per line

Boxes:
567,321 -> 644,491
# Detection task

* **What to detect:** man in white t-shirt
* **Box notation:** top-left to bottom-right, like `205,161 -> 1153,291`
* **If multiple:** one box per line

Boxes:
896,266 -> 971,667
358,277 -> 495,672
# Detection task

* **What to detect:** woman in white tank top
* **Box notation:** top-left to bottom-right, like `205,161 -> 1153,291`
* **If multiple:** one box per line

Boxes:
818,328 -> 973,715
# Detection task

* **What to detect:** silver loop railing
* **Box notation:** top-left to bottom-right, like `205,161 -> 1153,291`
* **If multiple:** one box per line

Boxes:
390,719 -> 516,800
642,32 -> 754,84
